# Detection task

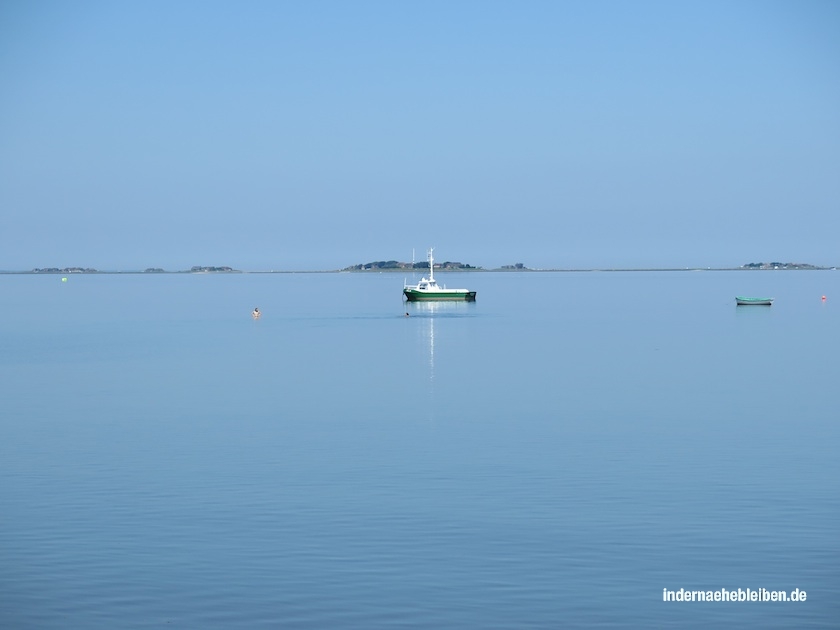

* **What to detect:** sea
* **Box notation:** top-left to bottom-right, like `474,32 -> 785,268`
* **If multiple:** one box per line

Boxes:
1,269 -> 838,629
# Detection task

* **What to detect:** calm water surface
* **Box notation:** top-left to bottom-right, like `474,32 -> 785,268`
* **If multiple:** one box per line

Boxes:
1,271 -> 838,628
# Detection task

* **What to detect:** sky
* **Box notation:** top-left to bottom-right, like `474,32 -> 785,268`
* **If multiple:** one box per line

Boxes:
1,0 -> 838,271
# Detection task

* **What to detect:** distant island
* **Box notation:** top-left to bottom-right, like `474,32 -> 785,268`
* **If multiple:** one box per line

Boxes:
186,266 -> 238,273
342,259 -> 478,271
32,267 -> 99,274
740,262 -> 824,270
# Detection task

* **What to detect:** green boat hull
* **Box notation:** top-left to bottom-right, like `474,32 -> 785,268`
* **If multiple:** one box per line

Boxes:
404,289 -> 476,302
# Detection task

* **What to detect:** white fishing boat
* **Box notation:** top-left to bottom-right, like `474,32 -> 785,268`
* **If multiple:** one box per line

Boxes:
403,248 -> 476,302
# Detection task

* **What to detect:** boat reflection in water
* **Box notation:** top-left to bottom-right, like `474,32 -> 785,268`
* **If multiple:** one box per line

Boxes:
406,301 -> 476,421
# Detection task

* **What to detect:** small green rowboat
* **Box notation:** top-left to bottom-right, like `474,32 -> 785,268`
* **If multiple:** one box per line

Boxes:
736,296 -> 774,306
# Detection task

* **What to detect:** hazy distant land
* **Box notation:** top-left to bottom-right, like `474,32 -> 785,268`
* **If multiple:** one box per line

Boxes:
2,261 -> 832,274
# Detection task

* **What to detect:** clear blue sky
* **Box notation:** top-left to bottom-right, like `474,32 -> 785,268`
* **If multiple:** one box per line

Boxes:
2,1 -> 838,270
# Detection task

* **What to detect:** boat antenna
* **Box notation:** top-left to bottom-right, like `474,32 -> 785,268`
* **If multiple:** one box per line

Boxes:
428,247 -> 435,282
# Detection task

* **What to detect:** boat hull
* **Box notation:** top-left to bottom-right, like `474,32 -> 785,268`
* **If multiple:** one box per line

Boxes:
736,297 -> 773,306
404,289 -> 476,302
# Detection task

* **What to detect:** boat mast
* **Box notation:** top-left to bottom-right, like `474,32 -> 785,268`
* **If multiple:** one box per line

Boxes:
428,248 -> 435,282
